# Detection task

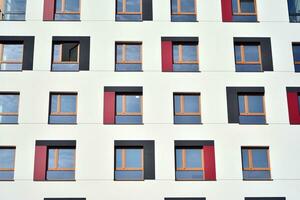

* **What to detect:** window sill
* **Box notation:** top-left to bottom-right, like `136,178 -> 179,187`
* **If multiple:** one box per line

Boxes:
0,123 -> 19,125
0,179 -> 14,181
174,123 -> 202,125
0,20 -> 26,22
243,179 -> 273,181
44,20 -> 81,22
43,179 -> 76,182
238,123 -> 268,125
114,123 -> 144,125
48,123 -> 77,125
114,179 -> 145,181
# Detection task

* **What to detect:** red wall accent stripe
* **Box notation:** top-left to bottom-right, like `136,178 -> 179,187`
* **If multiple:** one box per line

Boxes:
161,41 -> 173,72
203,145 -> 216,181
33,146 -> 47,181
287,92 -> 300,124
221,0 -> 233,22
43,0 -> 55,21
103,91 -> 116,124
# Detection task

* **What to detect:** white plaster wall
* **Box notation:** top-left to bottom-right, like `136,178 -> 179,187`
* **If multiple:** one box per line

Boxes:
0,0 -> 299,200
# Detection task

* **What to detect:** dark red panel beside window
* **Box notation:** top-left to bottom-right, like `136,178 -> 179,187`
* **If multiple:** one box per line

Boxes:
161,41 -> 173,72
287,92 -> 300,124
221,0 -> 232,22
203,145 -> 216,181
33,146 -> 47,181
43,0 -> 55,21
103,91 -> 116,124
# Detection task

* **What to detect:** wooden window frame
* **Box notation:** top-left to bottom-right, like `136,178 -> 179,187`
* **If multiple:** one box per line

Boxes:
115,148 -> 144,171
176,148 -> 204,171
116,94 -> 143,116
55,0 -> 81,15
50,94 -> 77,116
242,147 -> 270,171
233,0 -> 257,16
0,43 -> 24,65
175,94 -> 201,116
172,0 -> 197,15
0,147 -> 15,172
116,42 -> 142,64
52,43 -> 80,64
117,0 -> 143,15
173,43 -> 199,64
235,44 -> 262,65
239,94 -> 265,116
47,148 -> 76,171
0,94 -> 19,117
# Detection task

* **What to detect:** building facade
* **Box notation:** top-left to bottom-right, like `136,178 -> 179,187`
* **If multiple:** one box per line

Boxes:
0,0 -> 300,200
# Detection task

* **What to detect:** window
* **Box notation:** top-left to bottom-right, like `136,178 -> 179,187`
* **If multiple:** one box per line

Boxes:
232,0 -> 257,21
0,43 -> 23,71
116,0 -> 142,21
116,42 -> 142,71
0,0 -> 26,21
175,148 -> 204,180
288,0 -> 300,22
245,198 -> 286,200
52,42 -> 80,71
115,148 -> 144,180
292,43 -> 300,72
49,93 -> 77,124
0,93 -> 19,124
173,43 -> 199,71
54,0 -> 80,21
174,93 -> 201,124
242,147 -> 271,180
234,43 -> 262,72
238,94 -> 266,124
171,0 -> 197,22
116,93 -> 142,124
0,147 -> 15,180
46,147 -> 75,180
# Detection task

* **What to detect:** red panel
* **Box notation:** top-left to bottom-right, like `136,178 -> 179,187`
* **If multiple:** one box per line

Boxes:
203,145 -> 216,181
287,92 -> 300,124
221,0 -> 233,22
43,0 -> 55,21
33,146 -> 47,181
161,41 -> 173,72
103,91 -> 116,124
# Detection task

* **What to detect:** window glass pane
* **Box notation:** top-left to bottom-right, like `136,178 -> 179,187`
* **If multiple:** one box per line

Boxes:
58,149 -> 75,168
185,149 -> 202,168
234,45 -> 242,62
125,149 -> 142,168
46,170 -> 75,180
50,95 -> 58,112
244,45 -> 259,62
115,170 -> 143,180
126,0 -> 141,12
116,44 -> 123,63
65,0 -> 80,12
53,45 -> 61,62
176,149 -> 183,168
60,95 -> 77,113
238,95 -> 245,113
4,0 -> 26,12
180,0 -> 195,13
116,95 -> 123,113
248,95 -> 263,113
232,0 -> 239,13
125,95 -> 141,113
173,45 -> 179,63
293,45 -> 300,62
243,170 -> 271,180
49,115 -> 77,124
117,0 -> 123,12
183,95 -> 199,113
48,149 -> 55,168
242,149 -> 249,168
176,170 -> 204,180
0,149 -> 15,169
182,45 -> 197,62
61,43 -> 78,62
171,0 -> 178,13
125,45 -> 141,62
174,95 -> 180,113
0,95 -> 19,113
252,149 -> 268,168
2,44 -> 23,62
116,149 -> 122,168
240,0 -> 255,13
55,0 -> 62,11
